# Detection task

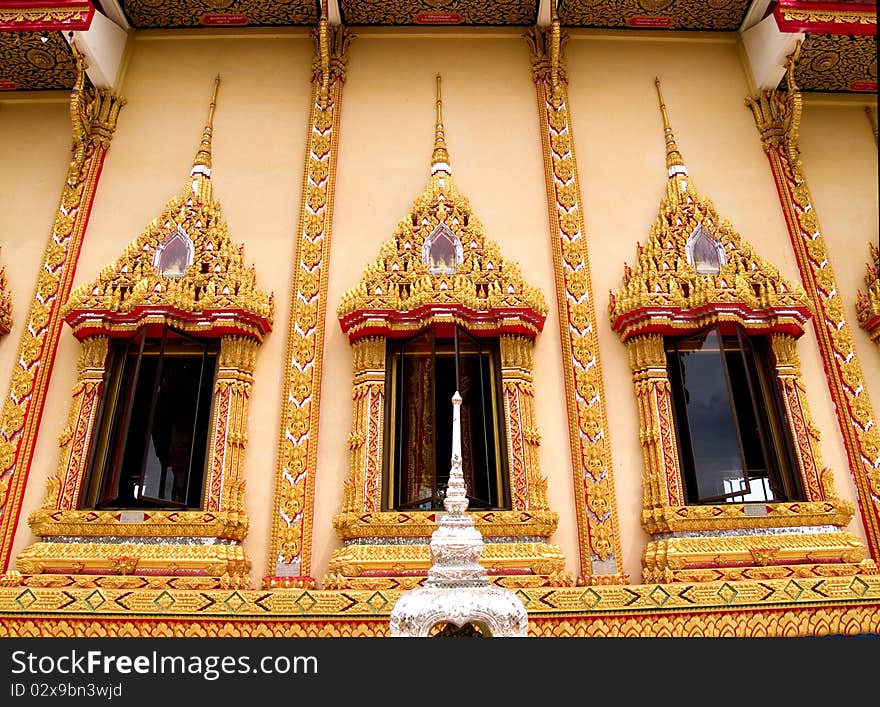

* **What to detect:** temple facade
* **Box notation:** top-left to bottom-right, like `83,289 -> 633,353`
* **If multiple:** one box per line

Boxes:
0,0 -> 877,637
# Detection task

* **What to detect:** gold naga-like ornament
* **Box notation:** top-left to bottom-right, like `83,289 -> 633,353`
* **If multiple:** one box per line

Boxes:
0,251 -> 11,335
63,76 -> 273,342
856,242 -> 880,344
337,74 -> 547,341
609,79 -> 812,340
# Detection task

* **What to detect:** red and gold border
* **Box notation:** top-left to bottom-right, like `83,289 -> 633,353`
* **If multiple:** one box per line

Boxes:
748,79 -> 880,560
0,1 -> 93,31
0,73 -> 122,571
265,24 -> 353,589
0,575 -> 878,636
774,1 -> 878,37
525,24 -> 626,583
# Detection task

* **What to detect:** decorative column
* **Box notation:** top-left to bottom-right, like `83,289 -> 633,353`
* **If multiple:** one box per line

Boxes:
50,336 -> 109,511
0,48 -> 123,571
626,334 -> 683,526
265,21 -> 353,589
342,337 -> 385,515
747,61 -> 880,560
499,334 -> 548,512
205,336 -> 259,518
524,21 -> 626,583
770,334 -> 830,502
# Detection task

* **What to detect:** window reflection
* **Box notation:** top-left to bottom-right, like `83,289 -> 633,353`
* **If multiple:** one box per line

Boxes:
666,326 -> 803,505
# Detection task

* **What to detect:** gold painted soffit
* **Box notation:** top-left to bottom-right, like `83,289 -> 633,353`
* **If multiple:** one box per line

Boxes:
856,242 -> 880,341
610,78 -> 812,341
63,76 -> 273,340
337,74 -> 547,338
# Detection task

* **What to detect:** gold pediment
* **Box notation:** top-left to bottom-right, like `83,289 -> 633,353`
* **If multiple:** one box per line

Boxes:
610,79 -> 811,339
337,75 -> 546,334
63,78 -> 273,339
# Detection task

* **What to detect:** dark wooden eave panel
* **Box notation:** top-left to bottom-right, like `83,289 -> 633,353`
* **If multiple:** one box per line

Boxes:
339,0 -> 538,26
119,0 -> 319,29
558,0 -> 753,31
0,31 -> 78,91
785,31 -> 878,92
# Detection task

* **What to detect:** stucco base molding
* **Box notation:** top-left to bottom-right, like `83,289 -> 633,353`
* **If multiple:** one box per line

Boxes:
15,541 -> 250,588
644,530 -> 877,583
323,539 -> 569,590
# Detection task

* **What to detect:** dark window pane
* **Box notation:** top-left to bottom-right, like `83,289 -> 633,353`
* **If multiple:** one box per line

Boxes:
670,329 -> 748,503
667,327 -> 803,505
386,328 -> 506,511
84,334 -> 217,510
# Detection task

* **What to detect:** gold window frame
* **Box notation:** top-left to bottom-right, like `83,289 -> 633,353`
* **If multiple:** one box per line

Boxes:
15,81 -> 273,590
326,76 -> 568,590
608,80 -> 874,584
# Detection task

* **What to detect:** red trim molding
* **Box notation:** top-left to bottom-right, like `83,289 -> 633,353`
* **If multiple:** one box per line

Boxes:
611,302 -> 812,343
340,303 -> 546,343
65,306 -> 272,343
0,1 -> 94,32
773,1 -> 877,36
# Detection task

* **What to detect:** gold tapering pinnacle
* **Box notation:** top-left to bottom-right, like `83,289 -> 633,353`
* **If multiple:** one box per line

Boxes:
431,73 -> 451,173
192,74 -> 221,172
654,77 -> 686,173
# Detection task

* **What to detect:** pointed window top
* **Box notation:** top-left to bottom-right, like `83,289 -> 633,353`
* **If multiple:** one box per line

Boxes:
153,225 -> 194,278
687,224 -> 725,274
422,223 -> 462,275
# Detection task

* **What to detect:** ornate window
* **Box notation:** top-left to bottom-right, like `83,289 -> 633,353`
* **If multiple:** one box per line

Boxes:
666,327 -> 802,505
82,330 -> 218,510
325,76 -> 567,591
607,80 -> 874,583
386,327 -> 507,511
17,81 -> 273,590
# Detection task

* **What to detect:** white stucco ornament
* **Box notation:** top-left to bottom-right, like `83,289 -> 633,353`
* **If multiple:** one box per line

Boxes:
389,392 -> 529,637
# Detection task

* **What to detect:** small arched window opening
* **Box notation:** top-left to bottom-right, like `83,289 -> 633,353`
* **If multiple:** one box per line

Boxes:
686,224 -> 725,274
422,223 -> 463,275
153,226 -> 195,278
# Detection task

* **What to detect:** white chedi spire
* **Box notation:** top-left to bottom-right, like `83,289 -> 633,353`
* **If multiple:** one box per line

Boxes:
389,392 -> 529,636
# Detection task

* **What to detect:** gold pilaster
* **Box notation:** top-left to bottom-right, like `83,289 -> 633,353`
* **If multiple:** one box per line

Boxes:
747,60 -> 880,561
0,48 -> 123,571
265,23 -> 354,588
525,24 -> 626,584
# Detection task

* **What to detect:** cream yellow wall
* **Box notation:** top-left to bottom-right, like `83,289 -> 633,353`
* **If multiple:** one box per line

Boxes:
4,28 -> 875,588
798,98 -> 880,530
316,29 -> 577,583
564,31 -> 870,579
6,31 -> 314,584
0,95 -> 73,569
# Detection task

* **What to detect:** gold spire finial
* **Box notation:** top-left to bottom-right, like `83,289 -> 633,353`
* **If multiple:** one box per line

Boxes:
192,75 -> 221,173
654,77 -> 686,173
431,73 -> 451,173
